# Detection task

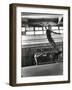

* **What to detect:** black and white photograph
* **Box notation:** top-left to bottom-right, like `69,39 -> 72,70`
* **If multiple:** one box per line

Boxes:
21,13 -> 63,77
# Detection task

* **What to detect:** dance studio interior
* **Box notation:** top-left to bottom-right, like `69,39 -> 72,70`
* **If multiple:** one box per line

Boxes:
21,12 -> 63,77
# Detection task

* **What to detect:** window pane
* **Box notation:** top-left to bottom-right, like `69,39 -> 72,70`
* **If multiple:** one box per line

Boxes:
21,27 -> 25,31
44,31 -> 46,34
60,30 -> 63,33
29,27 -> 34,30
26,31 -> 34,35
39,27 -> 42,30
35,27 -> 39,30
52,26 -> 58,29
35,31 -> 43,34
59,27 -> 63,29
26,27 -> 30,30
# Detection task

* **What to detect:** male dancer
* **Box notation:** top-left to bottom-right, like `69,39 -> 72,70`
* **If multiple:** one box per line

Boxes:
45,24 -> 61,53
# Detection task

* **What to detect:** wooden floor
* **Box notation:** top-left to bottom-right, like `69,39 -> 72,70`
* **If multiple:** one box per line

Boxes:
21,62 -> 63,77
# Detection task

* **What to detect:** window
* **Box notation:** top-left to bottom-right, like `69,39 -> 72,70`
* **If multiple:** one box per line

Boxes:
21,26 -> 63,35
44,31 -> 46,34
35,31 -> 43,34
26,31 -> 34,35
35,27 -> 39,30
26,27 -> 30,30
29,27 -> 34,30
39,27 -> 42,30
59,27 -> 63,29
52,26 -> 58,29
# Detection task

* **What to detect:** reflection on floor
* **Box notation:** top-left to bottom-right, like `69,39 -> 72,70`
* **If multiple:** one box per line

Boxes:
21,62 -> 63,77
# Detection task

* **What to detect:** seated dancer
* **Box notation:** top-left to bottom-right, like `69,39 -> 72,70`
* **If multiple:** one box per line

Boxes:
45,24 -> 62,54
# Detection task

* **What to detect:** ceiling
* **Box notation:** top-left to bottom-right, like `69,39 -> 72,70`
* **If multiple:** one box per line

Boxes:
21,13 -> 63,27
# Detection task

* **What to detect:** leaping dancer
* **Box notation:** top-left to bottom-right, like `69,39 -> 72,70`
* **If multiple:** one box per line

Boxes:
45,24 -> 61,52
45,24 -> 62,60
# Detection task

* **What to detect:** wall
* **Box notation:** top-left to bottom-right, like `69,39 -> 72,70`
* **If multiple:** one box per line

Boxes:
0,0 -> 72,90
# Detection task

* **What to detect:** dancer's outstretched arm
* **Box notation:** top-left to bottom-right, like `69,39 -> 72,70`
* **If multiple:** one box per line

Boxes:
51,30 -> 61,34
